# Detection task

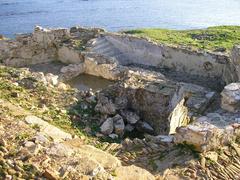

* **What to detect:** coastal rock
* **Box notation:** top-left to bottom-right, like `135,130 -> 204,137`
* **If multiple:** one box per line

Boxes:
100,118 -> 114,135
221,83 -> 240,112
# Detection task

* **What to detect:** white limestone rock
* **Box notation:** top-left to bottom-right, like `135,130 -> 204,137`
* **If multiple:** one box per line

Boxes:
60,63 -> 85,80
221,83 -> 240,112
84,54 -> 127,80
25,115 -> 72,142
58,46 -> 83,64
174,116 -> 240,152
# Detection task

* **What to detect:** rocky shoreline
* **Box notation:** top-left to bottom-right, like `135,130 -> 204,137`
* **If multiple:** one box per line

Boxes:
0,26 -> 240,179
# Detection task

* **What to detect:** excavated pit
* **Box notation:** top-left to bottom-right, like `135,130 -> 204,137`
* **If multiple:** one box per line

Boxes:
1,26 -> 239,138
87,34 -> 234,135
27,62 -> 114,92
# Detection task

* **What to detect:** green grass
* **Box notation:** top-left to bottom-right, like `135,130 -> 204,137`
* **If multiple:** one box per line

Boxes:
124,26 -> 240,52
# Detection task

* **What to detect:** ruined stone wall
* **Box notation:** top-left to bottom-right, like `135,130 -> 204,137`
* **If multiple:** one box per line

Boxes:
0,26 -> 70,67
103,34 -> 235,84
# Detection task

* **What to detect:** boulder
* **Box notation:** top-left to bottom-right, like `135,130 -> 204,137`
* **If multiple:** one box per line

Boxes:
113,114 -> 125,136
125,124 -> 135,132
60,63 -> 85,80
100,118 -> 114,135
136,121 -> 154,135
84,54 -> 127,80
125,111 -> 140,124
95,95 -> 116,115
221,83 -> 240,112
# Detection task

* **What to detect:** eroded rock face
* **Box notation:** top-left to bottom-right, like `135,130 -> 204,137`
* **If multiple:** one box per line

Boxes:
221,83 -> 240,112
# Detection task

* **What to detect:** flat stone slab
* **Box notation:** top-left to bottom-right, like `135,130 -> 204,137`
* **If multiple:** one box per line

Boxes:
25,115 -> 72,142
115,165 -> 155,180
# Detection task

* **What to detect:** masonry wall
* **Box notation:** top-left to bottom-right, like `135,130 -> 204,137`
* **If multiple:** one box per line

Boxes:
104,35 -> 236,84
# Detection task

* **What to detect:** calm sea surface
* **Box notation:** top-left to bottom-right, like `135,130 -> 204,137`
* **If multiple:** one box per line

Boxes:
1,0 -> 240,37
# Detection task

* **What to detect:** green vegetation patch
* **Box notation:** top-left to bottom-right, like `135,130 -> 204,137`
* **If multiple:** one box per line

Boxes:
124,26 -> 240,52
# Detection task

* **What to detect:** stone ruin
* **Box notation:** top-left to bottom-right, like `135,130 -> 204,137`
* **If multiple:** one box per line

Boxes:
0,26 -> 239,153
